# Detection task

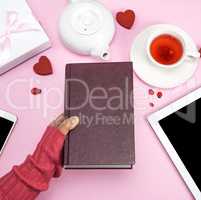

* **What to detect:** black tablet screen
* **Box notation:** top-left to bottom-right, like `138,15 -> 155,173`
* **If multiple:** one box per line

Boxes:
159,98 -> 201,191
0,117 -> 14,151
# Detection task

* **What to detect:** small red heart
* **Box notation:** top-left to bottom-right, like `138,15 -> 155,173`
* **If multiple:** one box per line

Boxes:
157,91 -> 163,98
149,102 -> 155,107
148,89 -> 154,95
116,10 -> 135,29
31,88 -> 42,95
33,56 -> 53,76
199,48 -> 201,57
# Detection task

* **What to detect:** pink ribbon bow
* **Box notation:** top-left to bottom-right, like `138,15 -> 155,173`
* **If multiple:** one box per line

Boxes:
0,11 -> 40,63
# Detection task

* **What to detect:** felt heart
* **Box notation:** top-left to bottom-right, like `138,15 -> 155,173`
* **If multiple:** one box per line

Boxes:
149,102 -> 154,107
148,89 -> 154,95
31,88 -> 42,95
157,91 -> 163,98
116,10 -> 135,29
33,56 -> 53,76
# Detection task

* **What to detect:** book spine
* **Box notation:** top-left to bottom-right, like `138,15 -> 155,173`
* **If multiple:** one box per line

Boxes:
64,64 -> 71,167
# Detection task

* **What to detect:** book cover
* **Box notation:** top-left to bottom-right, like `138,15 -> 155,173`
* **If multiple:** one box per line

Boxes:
64,62 -> 135,169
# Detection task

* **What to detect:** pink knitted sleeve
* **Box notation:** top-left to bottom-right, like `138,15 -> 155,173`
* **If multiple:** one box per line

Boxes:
0,126 -> 65,200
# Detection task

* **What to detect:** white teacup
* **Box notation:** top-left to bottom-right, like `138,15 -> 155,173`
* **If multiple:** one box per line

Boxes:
147,30 -> 200,69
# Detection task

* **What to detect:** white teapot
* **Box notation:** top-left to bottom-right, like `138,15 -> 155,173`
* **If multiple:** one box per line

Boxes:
59,0 -> 115,60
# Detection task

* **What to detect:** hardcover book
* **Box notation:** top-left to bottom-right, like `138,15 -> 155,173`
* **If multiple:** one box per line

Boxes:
64,62 -> 135,169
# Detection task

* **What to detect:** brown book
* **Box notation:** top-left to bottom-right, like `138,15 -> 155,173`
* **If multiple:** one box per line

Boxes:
64,62 -> 135,169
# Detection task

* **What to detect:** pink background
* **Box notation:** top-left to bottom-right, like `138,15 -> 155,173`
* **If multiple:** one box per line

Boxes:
1,0 -> 201,199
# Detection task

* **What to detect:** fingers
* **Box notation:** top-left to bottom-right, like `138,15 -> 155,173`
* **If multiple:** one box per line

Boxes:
58,116 -> 80,136
50,114 -> 65,128
50,114 -> 80,135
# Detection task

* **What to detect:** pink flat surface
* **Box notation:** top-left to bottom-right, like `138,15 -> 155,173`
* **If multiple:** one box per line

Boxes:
0,0 -> 201,199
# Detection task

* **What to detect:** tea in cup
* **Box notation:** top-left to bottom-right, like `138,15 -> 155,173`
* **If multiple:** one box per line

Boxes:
147,31 -> 200,68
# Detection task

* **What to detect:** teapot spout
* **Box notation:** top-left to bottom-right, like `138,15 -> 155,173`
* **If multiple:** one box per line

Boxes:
91,45 -> 110,60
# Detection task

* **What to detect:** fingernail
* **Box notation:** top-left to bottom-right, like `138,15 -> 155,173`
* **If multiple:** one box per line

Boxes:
69,116 -> 79,129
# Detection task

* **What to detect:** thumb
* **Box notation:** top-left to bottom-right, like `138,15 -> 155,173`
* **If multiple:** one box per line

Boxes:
58,116 -> 79,135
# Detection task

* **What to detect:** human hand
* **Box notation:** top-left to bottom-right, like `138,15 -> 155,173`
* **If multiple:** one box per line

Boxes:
50,114 -> 79,135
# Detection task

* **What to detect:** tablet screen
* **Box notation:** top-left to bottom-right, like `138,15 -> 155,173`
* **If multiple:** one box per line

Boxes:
159,98 -> 201,191
0,117 -> 14,151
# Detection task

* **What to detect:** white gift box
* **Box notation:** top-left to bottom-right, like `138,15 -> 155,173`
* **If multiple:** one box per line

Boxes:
0,0 -> 51,75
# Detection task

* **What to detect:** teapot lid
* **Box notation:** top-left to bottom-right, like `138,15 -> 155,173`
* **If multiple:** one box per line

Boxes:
71,6 -> 103,35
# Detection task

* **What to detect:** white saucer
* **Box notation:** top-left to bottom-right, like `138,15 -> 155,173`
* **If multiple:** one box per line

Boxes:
130,24 -> 199,88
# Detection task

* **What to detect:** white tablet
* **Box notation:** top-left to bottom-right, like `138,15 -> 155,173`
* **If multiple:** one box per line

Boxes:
0,109 -> 17,155
148,87 -> 201,200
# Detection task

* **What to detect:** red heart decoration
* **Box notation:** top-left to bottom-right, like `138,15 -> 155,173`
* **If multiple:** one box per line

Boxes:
31,88 -> 42,95
199,48 -> 201,57
149,102 -> 155,107
33,56 -> 53,76
148,89 -> 154,95
116,10 -> 135,29
157,91 -> 163,99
